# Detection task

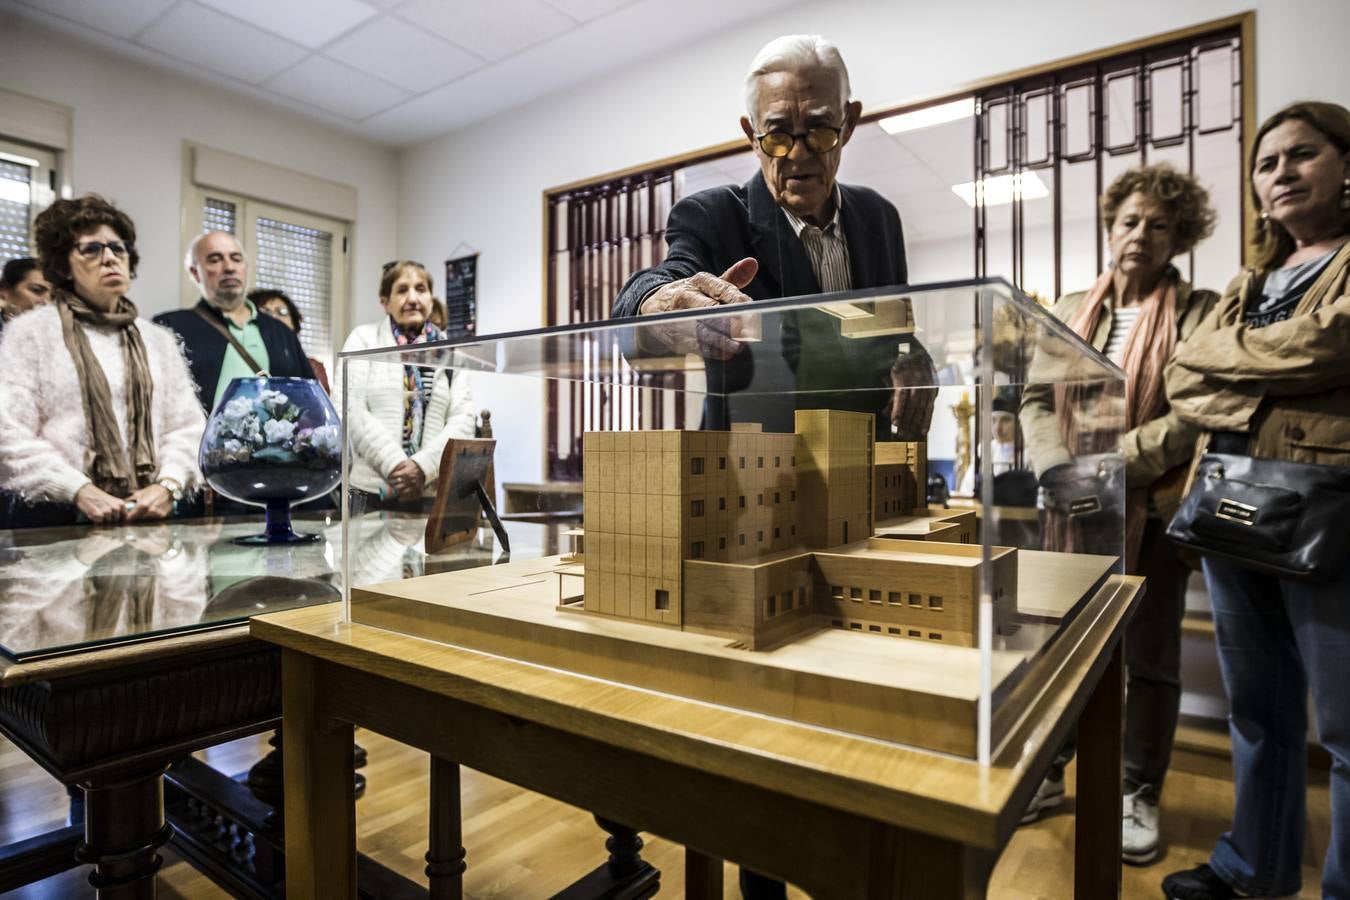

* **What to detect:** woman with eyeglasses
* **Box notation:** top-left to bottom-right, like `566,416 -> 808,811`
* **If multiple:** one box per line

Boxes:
0,194 -> 204,527
337,260 -> 475,510
250,288 -> 332,393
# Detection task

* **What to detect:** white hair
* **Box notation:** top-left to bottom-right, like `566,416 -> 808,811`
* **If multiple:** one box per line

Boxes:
744,35 -> 851,127
183,230 -> 245,274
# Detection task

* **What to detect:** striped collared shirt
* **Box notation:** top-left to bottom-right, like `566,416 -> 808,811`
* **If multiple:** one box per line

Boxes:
780,187 -> 852,293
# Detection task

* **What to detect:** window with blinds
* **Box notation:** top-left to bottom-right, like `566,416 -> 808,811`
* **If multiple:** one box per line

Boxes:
0,158 -> 32,262
253,216 -> 333,357
203,197 -> 236,235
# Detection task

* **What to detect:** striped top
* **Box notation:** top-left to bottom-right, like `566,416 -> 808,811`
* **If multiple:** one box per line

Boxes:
781,188 -> 853,293
1103,305 -> 1141,365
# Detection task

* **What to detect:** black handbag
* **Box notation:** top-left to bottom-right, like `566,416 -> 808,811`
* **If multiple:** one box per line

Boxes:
1041,453 -> 1125,521
1166,453 -> 1350,583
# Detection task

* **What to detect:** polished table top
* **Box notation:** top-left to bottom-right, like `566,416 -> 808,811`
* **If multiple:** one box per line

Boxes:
0,511 -> 566,664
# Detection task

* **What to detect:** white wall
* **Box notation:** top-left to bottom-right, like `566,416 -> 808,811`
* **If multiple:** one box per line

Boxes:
0,19 -> 399,329
402,0 -> 1348,486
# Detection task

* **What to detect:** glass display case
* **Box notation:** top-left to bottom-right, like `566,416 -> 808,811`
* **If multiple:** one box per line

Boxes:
338,278 -> 1127,763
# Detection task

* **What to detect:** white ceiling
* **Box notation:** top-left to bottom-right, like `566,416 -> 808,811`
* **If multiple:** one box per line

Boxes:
6,0 -> 803,146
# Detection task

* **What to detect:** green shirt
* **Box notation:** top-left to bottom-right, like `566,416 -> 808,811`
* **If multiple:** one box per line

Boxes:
213,300 -> 271,409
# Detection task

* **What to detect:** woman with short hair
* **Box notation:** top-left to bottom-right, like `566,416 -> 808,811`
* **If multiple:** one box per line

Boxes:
337,261 -> 474,509
1161,101 -> 1350,900
0,194 -> 204,526
251,288 -> 331,393
1019,163 -> 1219,864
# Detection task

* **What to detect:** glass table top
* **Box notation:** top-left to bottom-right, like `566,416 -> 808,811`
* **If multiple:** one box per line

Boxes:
0,512 -> 564,663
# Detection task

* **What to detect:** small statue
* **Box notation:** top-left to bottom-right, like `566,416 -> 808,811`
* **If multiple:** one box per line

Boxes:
950,391 -> 975,494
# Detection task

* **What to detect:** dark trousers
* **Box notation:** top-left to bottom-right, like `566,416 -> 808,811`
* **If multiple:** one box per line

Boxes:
1049,518 -> 1189,798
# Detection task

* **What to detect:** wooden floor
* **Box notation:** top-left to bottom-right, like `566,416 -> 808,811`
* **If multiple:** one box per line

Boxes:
0,728 -> 1331,899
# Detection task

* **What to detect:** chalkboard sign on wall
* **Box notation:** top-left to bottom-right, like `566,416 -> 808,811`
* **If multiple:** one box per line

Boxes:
443,253 -> 478,339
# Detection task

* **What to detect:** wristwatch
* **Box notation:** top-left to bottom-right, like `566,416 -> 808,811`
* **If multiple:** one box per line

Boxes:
158,477 -> 183,502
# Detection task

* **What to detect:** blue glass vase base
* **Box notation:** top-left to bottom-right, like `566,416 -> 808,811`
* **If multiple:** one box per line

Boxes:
232,500 -> 321,546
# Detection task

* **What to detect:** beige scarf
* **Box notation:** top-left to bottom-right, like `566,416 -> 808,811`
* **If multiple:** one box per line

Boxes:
1053,269 -> 1178,570
56,289 -> 157,499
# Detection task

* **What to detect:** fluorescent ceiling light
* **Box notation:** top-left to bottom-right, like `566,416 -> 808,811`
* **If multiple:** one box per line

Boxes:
878,98 -> 975,134
951,172 -> 1050,208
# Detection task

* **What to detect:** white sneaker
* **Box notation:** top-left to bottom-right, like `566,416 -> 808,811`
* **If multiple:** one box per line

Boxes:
1020,772 -> 1065,825
1122,786 -> 1160,865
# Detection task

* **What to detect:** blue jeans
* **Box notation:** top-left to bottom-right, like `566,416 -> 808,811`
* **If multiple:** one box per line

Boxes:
1205,558 -> 1350,899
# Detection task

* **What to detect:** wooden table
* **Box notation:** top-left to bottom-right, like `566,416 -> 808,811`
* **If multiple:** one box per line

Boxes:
257,572 -> 1142,899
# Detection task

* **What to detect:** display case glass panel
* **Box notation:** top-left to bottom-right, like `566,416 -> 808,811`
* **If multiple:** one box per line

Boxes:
338,278 -> 1126,763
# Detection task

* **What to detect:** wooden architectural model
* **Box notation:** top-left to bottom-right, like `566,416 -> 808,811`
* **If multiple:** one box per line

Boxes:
580,410 -> 1017,650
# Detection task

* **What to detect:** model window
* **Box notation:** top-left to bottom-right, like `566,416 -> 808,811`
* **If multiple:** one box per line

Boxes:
757,530 -> 764,543
850,586 -> 862,600
888,592 -> 901,605
849,622 -> 862,630
757,456 -> 764,468
767,595 -> 776,617
791,456 -> 796,466
909,629 -> 921,637
738,496 -> 746,508
774,456 -> 780,467
929,632 -> 942,641
738,534 -> 746,546
773,527 -> 780,539
655,590 -> 669,611
888,627 -> 901,635
908,593 -> 922,607
718,496 -> 726,510
774,491 -> 780,503
781,590 -> 793,611
719,537 -> 727,550
832,619 -> 843,628
929,595 -> 943,610
790,490 -> 796,501
690,499 -> 704,517
691,541 -> 704,559
691,457 -> 704,475
869,625 -> 881,633
739,456 -> 745,468
831,585 -> 844,599
757,493 -> 763,505
790,524 -> 796,536
869,589 -> 881,603
719,456 -> 726,469
797,586 -> 806,605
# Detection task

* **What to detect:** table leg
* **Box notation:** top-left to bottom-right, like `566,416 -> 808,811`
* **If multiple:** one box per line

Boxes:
75,767 -> 172,900
282,650 -> 356,900
1074,638 -> 1124,899
426,756 -> 466,900
684,849 -> 723,900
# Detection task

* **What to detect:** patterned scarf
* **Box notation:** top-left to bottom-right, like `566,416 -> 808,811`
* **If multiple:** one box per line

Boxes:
391,317 -> 442,455
1051,268 -> 1178,569
56,288 -> 157,498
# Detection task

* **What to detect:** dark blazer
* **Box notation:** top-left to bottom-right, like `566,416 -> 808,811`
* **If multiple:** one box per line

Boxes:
612,172 -> 915,433
154,299 -> 316,414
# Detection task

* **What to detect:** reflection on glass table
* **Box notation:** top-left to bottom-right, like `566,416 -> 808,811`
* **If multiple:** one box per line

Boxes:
0,512 -> 565,662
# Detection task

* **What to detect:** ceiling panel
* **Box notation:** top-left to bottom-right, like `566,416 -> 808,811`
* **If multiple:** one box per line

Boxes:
192,0 -> 377,49
16,0 -> 177,40
397,0 -> 576,62
137,2 -> 309,85
324,16 -> 482,92
542,0 -> 631,21
265,55 -> 412,121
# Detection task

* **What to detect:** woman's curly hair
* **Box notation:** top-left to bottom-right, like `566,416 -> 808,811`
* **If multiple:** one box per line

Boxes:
33,193 -> 139,288
1099,163 -> 1216,257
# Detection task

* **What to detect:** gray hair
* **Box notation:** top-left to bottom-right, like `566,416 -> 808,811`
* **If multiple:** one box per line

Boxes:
184,230 -> 245,274
744,35 -> 851,128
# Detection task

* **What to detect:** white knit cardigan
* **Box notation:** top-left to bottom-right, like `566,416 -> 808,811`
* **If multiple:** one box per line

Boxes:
0,305 -> 205,503
335,316 -> 475,496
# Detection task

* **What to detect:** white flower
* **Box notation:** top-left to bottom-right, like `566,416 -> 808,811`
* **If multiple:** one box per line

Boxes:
223,396 -> 255,421
263,418 -> 297,444
223,439 -> 243,454
308,424 -> 340,456
258,389 -> 290,414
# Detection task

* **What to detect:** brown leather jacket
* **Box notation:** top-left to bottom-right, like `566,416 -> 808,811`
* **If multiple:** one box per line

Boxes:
1020,277 -> 1219,484
1165,240 -> 1350,468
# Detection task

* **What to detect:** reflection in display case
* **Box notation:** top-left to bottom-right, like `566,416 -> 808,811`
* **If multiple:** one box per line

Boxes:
339,279 -> 1127,763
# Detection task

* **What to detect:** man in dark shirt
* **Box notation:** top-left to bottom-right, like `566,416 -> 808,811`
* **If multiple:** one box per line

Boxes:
154,231 -> 315,415
611,34 -> 934,440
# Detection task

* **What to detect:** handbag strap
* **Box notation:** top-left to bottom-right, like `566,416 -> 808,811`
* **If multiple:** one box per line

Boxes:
194,306 -> 268,375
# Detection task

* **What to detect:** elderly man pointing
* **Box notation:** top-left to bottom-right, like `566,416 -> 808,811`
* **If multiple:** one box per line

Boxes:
613,34 -> 934,440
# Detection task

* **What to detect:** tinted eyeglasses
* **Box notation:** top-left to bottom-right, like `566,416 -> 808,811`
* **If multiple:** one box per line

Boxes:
74,240 -> 135,261
753,125 -> 843,158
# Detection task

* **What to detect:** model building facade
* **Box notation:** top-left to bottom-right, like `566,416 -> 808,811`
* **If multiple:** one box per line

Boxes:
580,410 -> 1016,650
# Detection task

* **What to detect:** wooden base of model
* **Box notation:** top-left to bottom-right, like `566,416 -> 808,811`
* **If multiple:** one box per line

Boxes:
349,547 -> 1117,758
